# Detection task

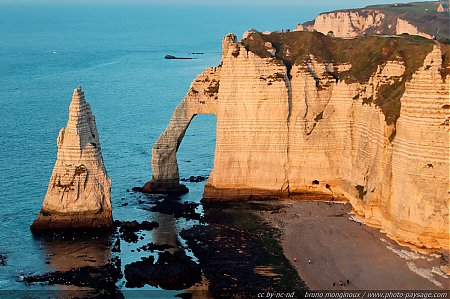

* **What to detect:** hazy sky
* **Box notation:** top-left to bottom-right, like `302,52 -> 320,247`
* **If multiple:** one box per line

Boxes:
0,0 -> 433,5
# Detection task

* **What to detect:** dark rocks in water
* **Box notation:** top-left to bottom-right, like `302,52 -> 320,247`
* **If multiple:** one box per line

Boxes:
23,257 -> 123,295
119,220 -> 159,231
123,256 -> 154,288
191,52 -> 204,55
31,230 -> 113,246
137,242 -> 174,252
148,198 -> 200,221
112,238 -> 121,253
0,254 -> 6,266
165,54 -> 193,60
176,293 -> 193,299
179,201 -> 307,298
134,181 -> 189,195
137,194 -> 168,206
30,212 -> 114,234
180,176 -> 208,183
115,220 -> 159,243
122,233 -> 138,244
131,187 -> 141,192
166,196 -> 182,201
124,251 -> 201,289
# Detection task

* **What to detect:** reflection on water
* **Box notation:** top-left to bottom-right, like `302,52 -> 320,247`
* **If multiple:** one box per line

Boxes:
37,233 -> 112,272
30,233 -> 117,297
152,213 -> 178,252
29,210 -> 200,295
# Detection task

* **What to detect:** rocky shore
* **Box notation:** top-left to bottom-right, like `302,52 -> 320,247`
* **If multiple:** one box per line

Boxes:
23,257 -> 123,297
24,195 -> 306,297
180,201 -> 308,298
23,193 -> 450,295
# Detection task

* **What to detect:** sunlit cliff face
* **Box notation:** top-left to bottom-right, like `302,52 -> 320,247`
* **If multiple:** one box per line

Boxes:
150,32 -> 449,250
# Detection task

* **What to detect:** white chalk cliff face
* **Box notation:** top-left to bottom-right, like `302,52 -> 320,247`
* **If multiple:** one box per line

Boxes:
150,32 -> 449,251
143,67 -> 220,193
298,11 -> 386,38
31,87 -> 112,231
296,10 -> 433,39
395,18 -> 432,39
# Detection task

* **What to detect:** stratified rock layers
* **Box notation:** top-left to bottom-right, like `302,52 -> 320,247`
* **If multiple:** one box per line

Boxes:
143,67 -> 220,194
31,87 -> 112,232
299,10 -> 388,38
295,7 -> 443,40
152,32 -> 449,250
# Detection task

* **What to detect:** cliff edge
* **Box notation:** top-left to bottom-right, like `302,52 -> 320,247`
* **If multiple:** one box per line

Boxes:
295,1 -> 449,41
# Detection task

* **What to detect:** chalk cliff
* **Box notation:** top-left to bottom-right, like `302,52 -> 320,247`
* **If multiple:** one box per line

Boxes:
31,87 -> 112,232
148,31 -> 449,251
142,67 -> 220,194
295,2 -> 448,40
296,10 -> 388,38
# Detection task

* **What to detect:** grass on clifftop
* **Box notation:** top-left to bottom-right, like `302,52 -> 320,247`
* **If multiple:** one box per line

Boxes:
242,31 -> 435,125
315,1 -> 449,41
367,1 -> 450,40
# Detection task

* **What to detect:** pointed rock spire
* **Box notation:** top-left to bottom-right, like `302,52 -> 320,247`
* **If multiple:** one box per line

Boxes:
31,87 -> 112,232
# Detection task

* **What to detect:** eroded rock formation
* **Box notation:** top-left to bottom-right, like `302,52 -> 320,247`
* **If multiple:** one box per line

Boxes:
395,18 -> 432,39
297,10 -> 387,38
149,31 -> 450,251
142,66 -> 220,194
31,87 -> 112,232
294,2 -> 448,40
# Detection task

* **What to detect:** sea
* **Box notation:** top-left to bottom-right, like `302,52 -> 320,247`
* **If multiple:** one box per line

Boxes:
0,2 -> 384,297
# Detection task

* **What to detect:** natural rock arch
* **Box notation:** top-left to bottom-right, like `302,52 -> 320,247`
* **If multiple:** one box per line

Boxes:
142,67 -> 220,194
144,31 -> 450,250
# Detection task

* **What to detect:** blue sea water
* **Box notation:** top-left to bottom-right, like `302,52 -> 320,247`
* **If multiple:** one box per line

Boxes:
0,2 -> 365,295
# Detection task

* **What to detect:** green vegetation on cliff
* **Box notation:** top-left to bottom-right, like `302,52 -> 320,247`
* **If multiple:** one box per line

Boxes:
311,1 -> 449,42
367,1 -> 450,41
242,31 -> 438,125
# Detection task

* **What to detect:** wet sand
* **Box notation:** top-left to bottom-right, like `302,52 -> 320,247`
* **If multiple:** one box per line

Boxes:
180,201 -> 308,298
257,200 -> 450,290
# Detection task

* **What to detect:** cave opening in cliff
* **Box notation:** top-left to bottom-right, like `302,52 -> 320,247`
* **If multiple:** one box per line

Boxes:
176,114 -> 217,187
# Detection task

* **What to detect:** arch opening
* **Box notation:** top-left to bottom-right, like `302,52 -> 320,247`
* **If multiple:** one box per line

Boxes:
141,66 -> 220,195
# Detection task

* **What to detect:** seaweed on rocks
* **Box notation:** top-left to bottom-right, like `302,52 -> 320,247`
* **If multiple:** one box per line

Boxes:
115,220 -> 159,243
123,256 -> 155,288
137,242 -> 174,252
180,201 -> 307,298
124,250 -> 201,289
23,257 -> 123,297
145,198 -> 201,221
111,238 -> 121,253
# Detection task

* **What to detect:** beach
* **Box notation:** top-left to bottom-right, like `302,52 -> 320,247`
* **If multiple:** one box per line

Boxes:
257,200 -> 449,291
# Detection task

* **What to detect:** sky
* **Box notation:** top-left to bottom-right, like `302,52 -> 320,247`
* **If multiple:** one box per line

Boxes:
0,0 -> 437,6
